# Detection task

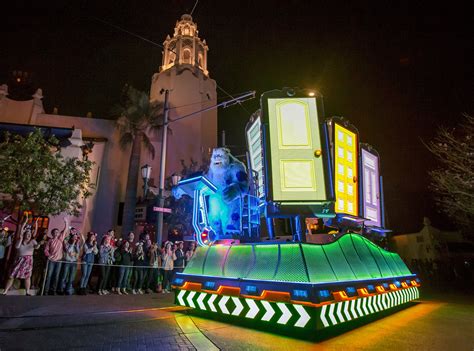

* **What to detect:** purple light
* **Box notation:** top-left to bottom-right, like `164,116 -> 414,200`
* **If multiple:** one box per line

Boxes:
361,149 -> 381,227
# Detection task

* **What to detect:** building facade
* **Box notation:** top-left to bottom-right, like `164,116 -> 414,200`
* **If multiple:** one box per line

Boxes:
0,14 -> 217,238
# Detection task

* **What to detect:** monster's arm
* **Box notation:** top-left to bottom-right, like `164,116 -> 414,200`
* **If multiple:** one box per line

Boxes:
222,163 -> 249,202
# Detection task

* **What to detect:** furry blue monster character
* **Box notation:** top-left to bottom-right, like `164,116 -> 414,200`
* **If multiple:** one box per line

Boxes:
205,148 -> 249,237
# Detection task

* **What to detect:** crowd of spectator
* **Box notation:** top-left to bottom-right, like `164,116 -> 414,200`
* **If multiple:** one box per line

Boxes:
0,215 -> 197,296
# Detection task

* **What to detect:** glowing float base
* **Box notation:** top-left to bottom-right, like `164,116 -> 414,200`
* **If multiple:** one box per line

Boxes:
173,234 -> 421,331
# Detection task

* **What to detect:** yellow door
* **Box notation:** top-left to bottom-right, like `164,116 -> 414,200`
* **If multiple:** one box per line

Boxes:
267,98 -> 327,202
334,123 -> 358,215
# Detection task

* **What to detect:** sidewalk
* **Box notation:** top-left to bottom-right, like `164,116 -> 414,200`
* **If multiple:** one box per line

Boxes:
0,293 -> 195,351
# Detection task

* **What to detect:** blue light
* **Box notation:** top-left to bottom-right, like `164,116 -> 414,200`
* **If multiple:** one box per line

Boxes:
293,289 -> 308,299
394,281 -> 401,288
245,285 -> 258,294
346,287 -> 356,295
382,283 -> 389,289
204,281 -> 216,290
174,278 -> 184,285
318,290 -> 330,299
367,285 -> 375,292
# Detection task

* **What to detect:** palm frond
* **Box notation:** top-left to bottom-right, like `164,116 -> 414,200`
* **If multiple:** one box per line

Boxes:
142,134 -> 155,159
119,133 -> 134,150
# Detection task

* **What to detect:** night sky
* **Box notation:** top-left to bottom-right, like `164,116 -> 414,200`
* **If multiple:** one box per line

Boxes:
2,1 -> 472,233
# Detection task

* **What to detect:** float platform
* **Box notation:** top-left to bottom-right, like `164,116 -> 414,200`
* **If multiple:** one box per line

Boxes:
173,234 -> 420,330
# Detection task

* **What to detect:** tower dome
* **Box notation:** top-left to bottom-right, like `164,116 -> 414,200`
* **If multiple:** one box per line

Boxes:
161,14 -> 209,76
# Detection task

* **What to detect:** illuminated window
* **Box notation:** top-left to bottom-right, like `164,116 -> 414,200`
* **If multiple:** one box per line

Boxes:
183,49 -> 191,64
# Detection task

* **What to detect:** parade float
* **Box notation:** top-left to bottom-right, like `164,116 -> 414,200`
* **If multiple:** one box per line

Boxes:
172,88 -> 420,332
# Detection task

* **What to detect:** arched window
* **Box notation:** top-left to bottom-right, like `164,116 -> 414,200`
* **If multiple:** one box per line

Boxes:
168,52 -> 176,65
182,48 -> 191,64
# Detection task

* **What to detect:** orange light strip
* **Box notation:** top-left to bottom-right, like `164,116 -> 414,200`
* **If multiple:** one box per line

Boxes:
261,290 -> 291,302
375,285 -> 385,293
181,282 -> 202,291
357,288 -> 370,297
389,284 -> 398,291
333,290 -> 357,301
401,282 -> 409,288
215,285 -> 241,296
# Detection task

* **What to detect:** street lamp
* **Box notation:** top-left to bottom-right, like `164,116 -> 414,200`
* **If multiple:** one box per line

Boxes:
171,174 -> 182,186
141,164 -> 152,198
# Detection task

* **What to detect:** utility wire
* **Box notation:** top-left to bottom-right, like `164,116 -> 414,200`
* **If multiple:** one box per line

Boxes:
91,16 -> 252,115
190,0 -> 199,16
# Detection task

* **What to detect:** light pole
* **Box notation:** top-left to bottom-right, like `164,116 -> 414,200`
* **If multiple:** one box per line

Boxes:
156,89 -> 170,246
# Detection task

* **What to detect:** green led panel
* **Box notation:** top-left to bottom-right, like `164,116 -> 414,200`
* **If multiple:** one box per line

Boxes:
390,253 -> 412,276
223,245 -> 254,278
246,244 -> 279,280
350,235 -> 382,278
322,241 -> 357,281
183,234 -> 414,283
183,246 -> 209,275
274,244 -> 308,282
364,240 -> 393,277
380,250 -> 403,276
338,235 -> 371,280
302,244 -> 338,282
203,245 -> 230,277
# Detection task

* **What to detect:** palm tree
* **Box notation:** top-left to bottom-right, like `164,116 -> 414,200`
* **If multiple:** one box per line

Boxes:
114,85 -> 164,235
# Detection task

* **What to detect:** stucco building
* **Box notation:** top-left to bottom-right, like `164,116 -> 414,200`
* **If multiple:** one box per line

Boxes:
0,14 -> 217,237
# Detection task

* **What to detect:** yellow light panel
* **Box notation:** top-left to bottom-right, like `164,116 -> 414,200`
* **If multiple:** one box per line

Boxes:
334,124 -> 358,215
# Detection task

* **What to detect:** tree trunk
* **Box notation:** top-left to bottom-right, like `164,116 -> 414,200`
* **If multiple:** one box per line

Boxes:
122,134 -> 142,235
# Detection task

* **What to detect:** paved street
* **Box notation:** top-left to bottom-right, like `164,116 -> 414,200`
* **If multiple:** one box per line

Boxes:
0,290 -> 472,351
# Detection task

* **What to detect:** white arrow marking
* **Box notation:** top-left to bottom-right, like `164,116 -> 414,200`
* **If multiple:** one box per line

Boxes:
407,288 -> 412,301
378,294 -> 384,311
231,297 -> 244,316
350,299 -> 358,319
208,294 -> 218,312
219,296 -> 230,314
187,291 -> 196,308
396,290 -> 401,305
336,302 -> 345,323
343,301 -> 352,321
261,300 -> 275,321
320,305 -> 330,328
366,296 -> 373,314
388,291 -> 394,308
294,304 -> 310,328
177,290 -> 186,306
277,303 -> 292,325
382,294 -> 387,310
401,289 -> 406,304
328,303 -> 338,325
356,298 -> 363,317
245,299 -> 259,319
372,295 -> 379,312
362,297 -> 370,315
415,287 -> 419,299
197,292 -> 207,310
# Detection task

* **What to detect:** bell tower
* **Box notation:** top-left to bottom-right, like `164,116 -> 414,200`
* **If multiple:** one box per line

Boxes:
149,14 -> 217,176
160,14 -> 209,76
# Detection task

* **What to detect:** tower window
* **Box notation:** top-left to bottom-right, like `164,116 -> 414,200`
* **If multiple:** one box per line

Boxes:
182,49 -> 191,64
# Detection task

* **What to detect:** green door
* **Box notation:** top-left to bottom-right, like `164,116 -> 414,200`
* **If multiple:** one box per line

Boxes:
267,98 -> 327,202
